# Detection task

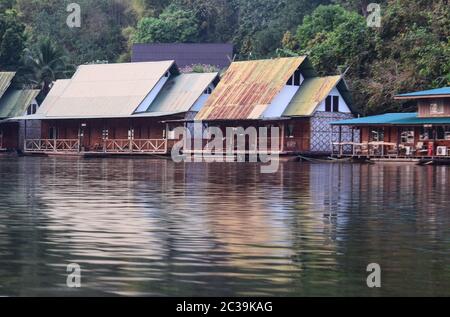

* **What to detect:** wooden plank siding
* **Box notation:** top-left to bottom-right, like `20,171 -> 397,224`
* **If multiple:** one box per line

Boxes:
0,122 -> 19,149
418,98 -> 450,117
40,118 -> 168,152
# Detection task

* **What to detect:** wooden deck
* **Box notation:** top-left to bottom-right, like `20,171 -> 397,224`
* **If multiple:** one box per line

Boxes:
331,141 -> 450,160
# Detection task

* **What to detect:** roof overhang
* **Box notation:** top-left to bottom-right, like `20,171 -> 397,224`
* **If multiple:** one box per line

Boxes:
10,111 -> 186,121
394,95 -> 450,100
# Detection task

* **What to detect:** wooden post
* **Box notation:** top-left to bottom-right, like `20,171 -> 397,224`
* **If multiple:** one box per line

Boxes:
24,120 -> 28,151
280,122 -> 285,153
129,119 -> 133,153
330,126 -> 334,157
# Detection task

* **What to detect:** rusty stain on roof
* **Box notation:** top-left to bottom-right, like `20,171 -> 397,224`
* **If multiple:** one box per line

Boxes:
195,57 -> 307,121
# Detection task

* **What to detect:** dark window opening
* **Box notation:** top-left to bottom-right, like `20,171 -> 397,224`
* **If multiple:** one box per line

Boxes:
287,69 -> 303,86
333,96 -> 339,112
49,127 -> 58,140
325,96 -> 332,112
287,124 -> 295,138
294,70 -> 302,86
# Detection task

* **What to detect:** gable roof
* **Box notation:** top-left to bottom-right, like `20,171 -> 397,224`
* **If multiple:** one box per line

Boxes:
132,43 -> 233,69
146,72 -> 218,115
395,87 -> 450,99
283,75 -> 351,117
0,72 -> 16,99
39,61 -> 176,118
195,57 -> 310,121
0,89 -> 40,119
36,79 -> 71,116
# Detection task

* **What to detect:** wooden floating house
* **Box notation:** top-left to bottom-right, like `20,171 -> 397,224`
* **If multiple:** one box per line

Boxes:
0,72 -> 40,152
331,87 -> 450,160
19,61 -> 219,155
188,56 -> 356,155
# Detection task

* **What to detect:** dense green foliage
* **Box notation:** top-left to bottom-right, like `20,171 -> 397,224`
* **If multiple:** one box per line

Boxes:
133,4 -> 199,43
0,4 -> 26,70
0,0 -> 448,115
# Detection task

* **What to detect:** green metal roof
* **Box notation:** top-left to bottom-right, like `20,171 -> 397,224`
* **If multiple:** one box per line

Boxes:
144,72 -> 218,114
396,87 -> 450,98
0,72 -> 16,99
283,75 -> 352,117
332,112 -> 450,126
0,89 -> 40,119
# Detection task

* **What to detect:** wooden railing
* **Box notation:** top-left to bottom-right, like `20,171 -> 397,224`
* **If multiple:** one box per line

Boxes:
131,139 -> 167,153
103,139 -> 167,154
331,141 -> 450,158
24,139 -> 168,154
25,139 -> 80,153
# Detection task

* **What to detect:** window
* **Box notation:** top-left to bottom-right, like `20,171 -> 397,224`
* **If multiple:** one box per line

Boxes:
400,129 -> 414,144
371,128 -> 384,142
325,96 -> 340,112
430,102 -> 444,115
204,87 -> 212,94
27,103 -> 38,115
436,126 -> 450,140
333,96 -> 340,112
325,96 -> 332,112
164,71 -> 170,78
287,70 -> 303,86
287,124 -> 295,138
419,127 -> 433,140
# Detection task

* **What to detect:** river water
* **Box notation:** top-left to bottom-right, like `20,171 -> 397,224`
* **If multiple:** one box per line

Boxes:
0,156 -> 449,296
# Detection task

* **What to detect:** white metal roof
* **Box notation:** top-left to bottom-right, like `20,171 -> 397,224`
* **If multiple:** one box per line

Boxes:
38,61 -> 175,118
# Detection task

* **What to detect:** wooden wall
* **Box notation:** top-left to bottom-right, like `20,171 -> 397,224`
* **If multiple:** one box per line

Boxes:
418,98 -> 450,117
41,118 -> 167,151
0,123 -> 19,149
284,118 -> 310,152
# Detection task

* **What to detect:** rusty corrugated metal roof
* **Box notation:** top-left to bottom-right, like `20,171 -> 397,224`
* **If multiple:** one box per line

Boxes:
0,72 -> 16,99
145,72 -> 218,114
283,76 -> 343,117
195,57 -> 307,121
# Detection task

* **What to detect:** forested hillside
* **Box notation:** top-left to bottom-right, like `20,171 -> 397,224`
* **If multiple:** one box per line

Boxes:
0,0 -> 449,114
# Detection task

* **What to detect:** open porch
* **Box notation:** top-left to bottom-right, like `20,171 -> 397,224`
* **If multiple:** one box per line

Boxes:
331,124 -> 450,159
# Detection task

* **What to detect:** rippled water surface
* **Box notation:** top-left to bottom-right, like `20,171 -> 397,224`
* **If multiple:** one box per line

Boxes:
0,156 -> 449,296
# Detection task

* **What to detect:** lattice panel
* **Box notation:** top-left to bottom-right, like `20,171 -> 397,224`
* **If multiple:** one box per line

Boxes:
310,112 -> 358,153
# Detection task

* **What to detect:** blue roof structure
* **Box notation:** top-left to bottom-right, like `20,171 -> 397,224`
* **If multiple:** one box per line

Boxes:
331,113 -> 417,125
332,112 -> 450,126
395,87 -> 450,98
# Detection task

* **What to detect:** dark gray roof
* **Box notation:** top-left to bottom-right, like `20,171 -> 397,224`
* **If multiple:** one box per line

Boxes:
132,43 -> 233,69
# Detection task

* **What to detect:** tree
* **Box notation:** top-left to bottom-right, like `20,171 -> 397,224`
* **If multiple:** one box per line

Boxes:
16,0 -> 133,65
296,5 -> 371,75
0,8 -> 26,70
20,38 -> 72,96
133,4 -> 199,43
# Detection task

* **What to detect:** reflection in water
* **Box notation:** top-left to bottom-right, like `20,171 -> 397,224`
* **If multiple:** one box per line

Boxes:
0,157 -> 449,296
